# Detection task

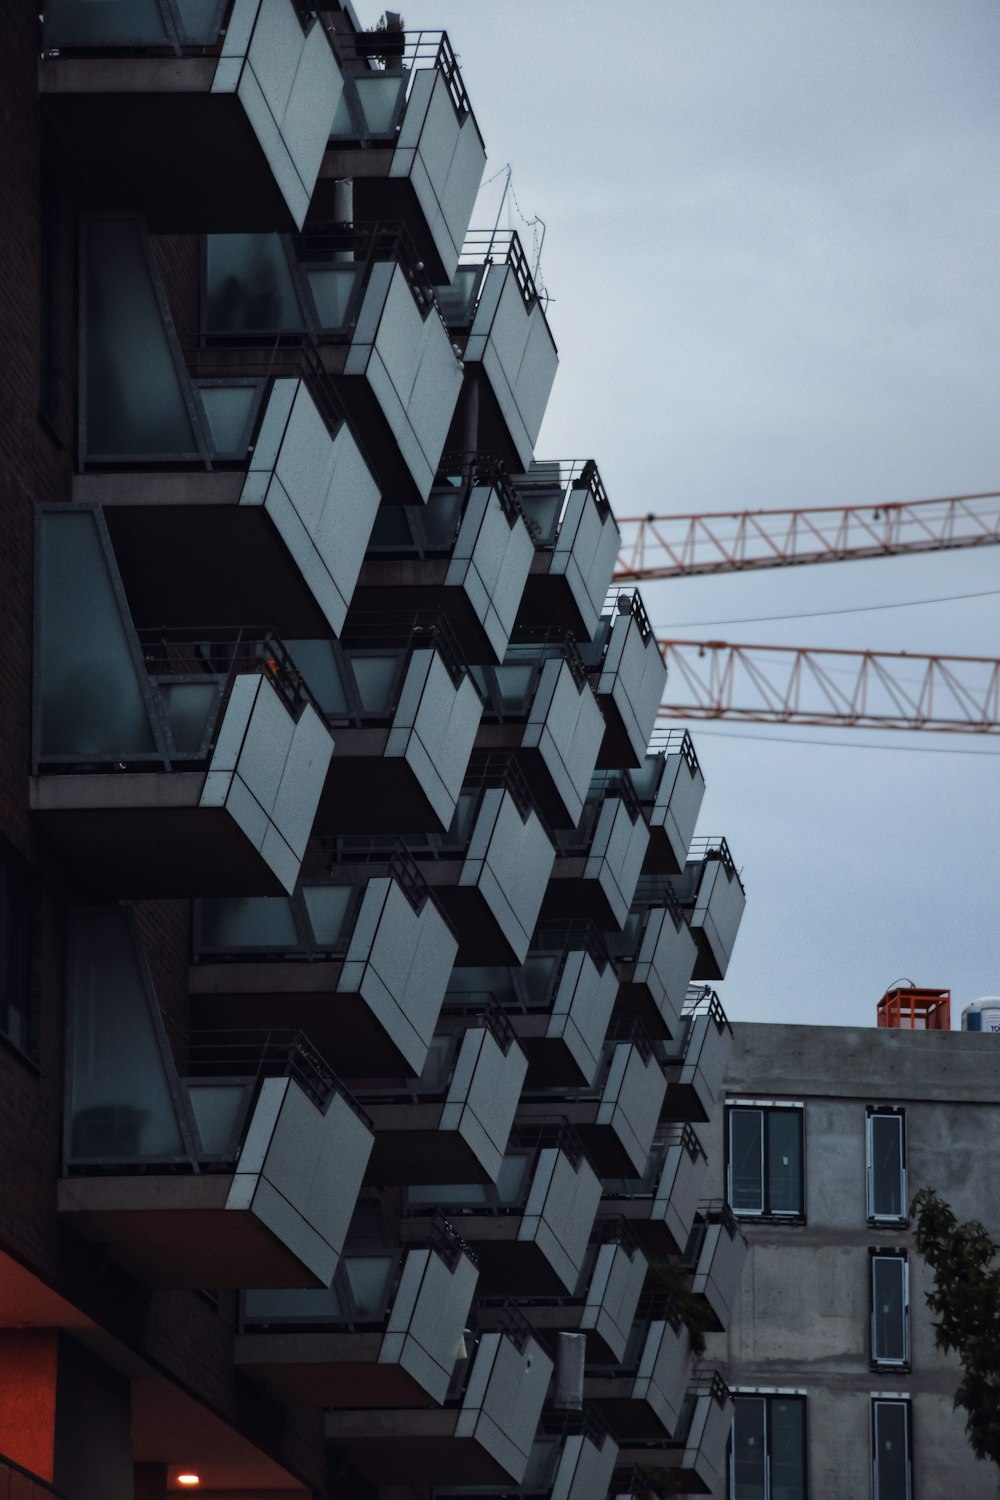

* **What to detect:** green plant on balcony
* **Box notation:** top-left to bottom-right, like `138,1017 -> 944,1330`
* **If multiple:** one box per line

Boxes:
642,1258 -> 714,1356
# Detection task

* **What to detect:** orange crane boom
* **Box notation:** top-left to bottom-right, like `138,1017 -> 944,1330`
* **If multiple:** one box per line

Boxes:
657,640 -> 1000,733
615,490 -> 1000,580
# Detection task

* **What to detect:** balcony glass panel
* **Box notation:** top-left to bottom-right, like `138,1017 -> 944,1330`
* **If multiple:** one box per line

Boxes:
67,911 -> 185,1161
353,655 -> 403,714
197,896 -> 299,951
188,1083 -> 247,1156
302,885 -> 356,946
44,0 -> 222,47
85,219 -> 198,457
158,681 -> 219,754
305,265 -> 364,332
285,640 -> 350,717
344,1255 -> 397,1318
330,74 -> 408,137
38,511 -> 158,760
198,384 -> 258,454
205,234 -> 305,335
435,267 -> 481,327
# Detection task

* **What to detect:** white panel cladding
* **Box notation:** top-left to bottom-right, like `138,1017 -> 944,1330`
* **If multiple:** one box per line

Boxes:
456,1332 -> 553,1482
547,951 -> 618,1085
692,859 -> 746,977
346,264 -> 464,500
550,1431 -> 619,1500
226,1077 -> 373,1287
635,907 -> 699,1038
520,1147 -> 602,1292
585,799 -> 650,931
340,877 -> 458,1077
386,649 -> 482,828
550,487 -> 621,645
446,484 -> 534,662
684,1382 -> 732,1492
597,613 -> 669,765
691,1219 -> 747,1328
654,1130 -> 709,1252
200,675 -> 334,894
677,1011 -> 733,1116
392,68 -> 486,281
214,0 -> 344,229
597,1044 -> 667,1176
240,379 -> 380,637
525,660 -> 605,827
581,1240 -> 649,1362
461,789 -> 556,964
379,1245 -> 479,1405
466,265 -> 559,470
440,1024 -> 527,1182
634,1316 -> 691,1436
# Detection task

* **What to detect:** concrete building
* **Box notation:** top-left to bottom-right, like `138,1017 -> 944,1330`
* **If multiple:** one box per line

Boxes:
0,4 -> 747,1498
705,1009 -> 1000,1500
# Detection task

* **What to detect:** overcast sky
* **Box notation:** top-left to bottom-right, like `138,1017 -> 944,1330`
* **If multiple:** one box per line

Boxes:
358,0 -> 1000,1028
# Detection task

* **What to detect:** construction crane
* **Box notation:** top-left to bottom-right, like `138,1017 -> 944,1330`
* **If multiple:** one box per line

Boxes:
614,489 -> 1000,581
656,642 -> 1000,733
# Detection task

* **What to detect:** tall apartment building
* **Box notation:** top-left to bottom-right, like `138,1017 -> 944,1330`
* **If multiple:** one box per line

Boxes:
1,5 -> 747,1498
705,1004 -> 1000,1500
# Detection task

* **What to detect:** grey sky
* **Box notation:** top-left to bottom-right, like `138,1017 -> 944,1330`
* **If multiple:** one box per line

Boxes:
357,0 -> 1000,1026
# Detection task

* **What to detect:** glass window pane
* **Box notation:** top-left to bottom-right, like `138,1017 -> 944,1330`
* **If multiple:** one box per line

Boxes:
205,234 -> 304,335
770,1398 -> 807,1500
732,1396 -> 767,1500
767,1110 -> 802,1215
196,896 -> 299,953
874,1401 -> 910,1500
85,218 -> 198,458
870,1113 -> 904,1219
873,1257 -> 907,1363
729,1109 -> 764,1214
44,0 -> 170,48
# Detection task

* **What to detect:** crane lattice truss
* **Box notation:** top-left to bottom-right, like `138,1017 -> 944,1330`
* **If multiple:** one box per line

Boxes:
657,641 -> 1000,733
615,490 -> 1000,580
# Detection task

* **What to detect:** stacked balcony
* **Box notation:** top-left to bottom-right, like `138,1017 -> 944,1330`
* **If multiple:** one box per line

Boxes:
515,461 -> 622,643
613,891 -> 699,1042
586,1299 -> 694,1441
190,847 -> 457,1076
671,837 -> 747,980
599,1124 -> 710,1258
634,730 -> 707,875
660,988 -> 734,1123
41,0 -> 343,229
583,589 -> 669,770
359,456 -> 536,663
615,1371 -> 733,1496
320,31 -> 486,283
440,231 -> 559,473
545,772 -> 650,930
682,1203 -> 748,1332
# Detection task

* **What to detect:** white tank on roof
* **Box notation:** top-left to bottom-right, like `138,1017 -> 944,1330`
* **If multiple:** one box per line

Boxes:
961,998 -> 1000,1033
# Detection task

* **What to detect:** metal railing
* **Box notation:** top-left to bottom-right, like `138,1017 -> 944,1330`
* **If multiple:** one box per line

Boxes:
342,608 -> 472,694
456,229 -> 541,312
681,985 -> 730,1033
300,220 -> 441,325
646,726 -> 701,777
185,1027 -> 371,1124
436,451 -> 524,526
603,585 -> 654,646
686,835 -> 741,887
327,27 -> 475,127
532,919 -> 613,974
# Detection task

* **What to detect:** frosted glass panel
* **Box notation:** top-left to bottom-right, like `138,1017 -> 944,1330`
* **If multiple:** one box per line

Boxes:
286,640 -> 350,717
173,0 -> 224,40
67,910 -> 186,1161
205,235 -> 304,334
351,655 -> 401,715
187,1083 -> 247,1156
344,1256 -> 395,1318
436,268 -> 481,327
494,664 -> 535,711
494,1152 -> 531,1203
197,896 -> 299,951
85,218 -> 198,457
423,488 -> 462,547
303,886 -> 355,947
330,76 -> 407,138
198,385 -> 257,455
37,511 -> 157,760
244,1285 -> 345,1323
517,487 -> 563,543
158,681 -> 218,753
44,0 -> 170,47
521,955 -> 557,1007
306,266 -> 363,331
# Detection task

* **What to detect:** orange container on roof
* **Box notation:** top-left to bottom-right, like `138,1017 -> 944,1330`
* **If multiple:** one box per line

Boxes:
877,985 -> 951,1031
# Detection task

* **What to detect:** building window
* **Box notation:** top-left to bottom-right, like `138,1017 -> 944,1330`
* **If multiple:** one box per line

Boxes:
871,1398 -> 912,1500
0,839 -> 33,1055
866,1107 -> 907,1223
727,1105 -> 804,1219
870,1251 -> 909,1367
730,1393 -> 807,1500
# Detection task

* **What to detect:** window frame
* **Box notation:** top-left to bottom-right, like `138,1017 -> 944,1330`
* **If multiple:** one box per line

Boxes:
866,1107 -> 908,1225
870,1250 -> 910,1369
729,1390 -> 808,1500
0,838 -> 35,1061
726,1101 -> 806,1222
871,1396 -> 913,1500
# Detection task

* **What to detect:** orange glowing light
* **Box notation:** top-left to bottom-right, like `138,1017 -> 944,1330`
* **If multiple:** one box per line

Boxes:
177,1479 -> 200,1489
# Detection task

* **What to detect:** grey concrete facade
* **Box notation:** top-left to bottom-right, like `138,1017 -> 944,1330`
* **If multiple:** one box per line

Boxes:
705,1022 -> 1000,1499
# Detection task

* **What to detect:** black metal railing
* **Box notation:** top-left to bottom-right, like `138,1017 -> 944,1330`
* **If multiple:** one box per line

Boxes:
185,1028 -> 371,1125
341,608 -> 472,694
603,585 -> 654,646
436,451 -> 524,527
457,229 -> 541,312
646,726 -> 701,778
686,835 -> 742,891
140,625 -> 321,725
606,1015 -> 655,1065
430,1214 -> 479,1270
532,919 -> 613,975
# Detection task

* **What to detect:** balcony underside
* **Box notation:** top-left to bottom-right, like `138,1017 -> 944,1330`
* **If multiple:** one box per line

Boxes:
57,1175 -> 330,1289
424,872 -> 532,966
615,1443 -> 715,1495
30,776 -> 293,897
511,1016 -> 595,1088
41,78 -> 298,231
586,1388 -> 673,1441
402,1217 -> 569,1297
314,157 -> 454,285
479,1301 -> 622,1364
516,563 -> 599,643
542,862 -> 630,930
363,1105 -> 496,1184
322,350 -> 430,507
317,736 -> 456,834
92,487 -> 335,638
188,962 -> 413,1076
323,1413 -> 520,1486
236,1330 -> 437,1409
355,564 -> 503,664
596,1202 -> 686,1258
615,972 -> 678,1042
595,697 -> 645,771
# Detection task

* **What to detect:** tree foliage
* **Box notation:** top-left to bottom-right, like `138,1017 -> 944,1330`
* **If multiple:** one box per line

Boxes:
911,1186 -> 1000,1467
